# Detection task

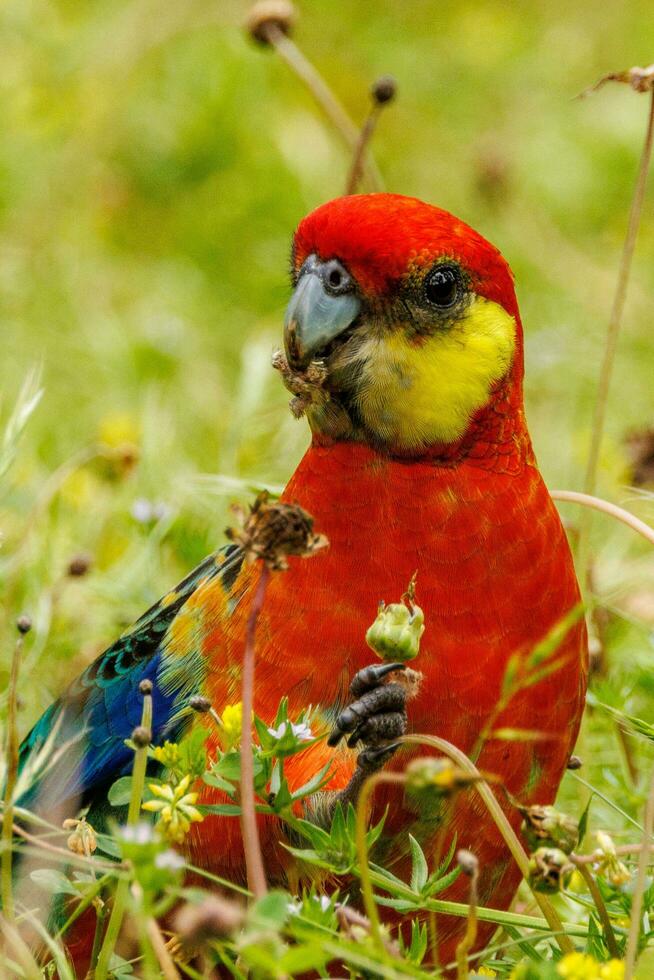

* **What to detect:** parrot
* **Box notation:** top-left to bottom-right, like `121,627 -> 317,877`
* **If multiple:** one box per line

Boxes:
17,193 -> 588,969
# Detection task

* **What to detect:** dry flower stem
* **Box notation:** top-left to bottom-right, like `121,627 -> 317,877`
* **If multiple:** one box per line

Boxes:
579,89 -> 654,583
625,762 -> 654,979
95,689 -> 153,980
354,770 -> 406,954
551,490 -> 654,548
146,916 -> 180,980
262,23 -> 383,191
401,734 -> 575,954
1,632 -> 24,921
570,857 -> 619,958
455,862 -> 478,980
346,103 -> 383,195
240,564 -> 270,900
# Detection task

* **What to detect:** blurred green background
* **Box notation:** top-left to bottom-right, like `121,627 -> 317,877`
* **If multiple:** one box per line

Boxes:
1,0 -> 653,815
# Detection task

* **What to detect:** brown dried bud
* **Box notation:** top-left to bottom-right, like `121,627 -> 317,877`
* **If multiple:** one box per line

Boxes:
567,755 -> 583,770
226,492 -> 328,571
64,818 -> 97,856
67,552 -> 93,577
16,615 -> 32,635
456,849 -> 479,877
132,725 -> 152,748
520,804 -> 579,854
245,1 -> 296,46
528,847 -> 572,894
139,679 -> 153,696
372,75 -> 397,105
174,895 -> 244,944
190,695 -> 212,713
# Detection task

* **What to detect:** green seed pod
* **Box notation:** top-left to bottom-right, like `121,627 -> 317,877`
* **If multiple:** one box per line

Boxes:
528,847 -> 571,894
520,804 -> 579,855
366,601 -> 425,662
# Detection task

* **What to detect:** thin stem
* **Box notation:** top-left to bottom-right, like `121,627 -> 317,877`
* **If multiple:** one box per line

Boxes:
346,104 -> 382,195
1,631 -> 23,921
551,490 -> 654,548
145,917 -> 179,980
455,864 -> 478,980
401,734 -> 575,954
262,24 -> 383,191
239,563 -> 270,900
94,689 -> 153,980
354,770 -> 406,954
86,900 -> 108,980
579,88 -> 654,581
570,858 -> 620,958
625,762 -> 654,978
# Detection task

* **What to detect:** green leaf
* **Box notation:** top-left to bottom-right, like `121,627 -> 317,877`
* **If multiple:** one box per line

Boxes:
30,869 -> 79,896
108,776 -> 133,807
249,889 -> 291,929
424,863 -> 461,897
198,803 -> 242,816
291,761 -> 333,801
409,834 -> 428,892
578,794 -> 593,848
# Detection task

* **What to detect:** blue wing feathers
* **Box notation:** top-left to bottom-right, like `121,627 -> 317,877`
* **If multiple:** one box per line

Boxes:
17,544 -> 244,811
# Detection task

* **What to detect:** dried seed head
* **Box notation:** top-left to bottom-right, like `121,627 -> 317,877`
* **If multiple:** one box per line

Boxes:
520,804 -> 579,855
567,755 -> 583,770
174,895 -> 245,944
528,847 -> 572,894
372,75 -> 397,105
139,679 -> 153,696
67,552 -> 93,577
132,725 -> 152,748
64,818 -> 97,856
456,849 -> 479,877
190,695 -> 212,714
226,492 -> 328,571
16,615 -> 32,635
245,1 -> 296,46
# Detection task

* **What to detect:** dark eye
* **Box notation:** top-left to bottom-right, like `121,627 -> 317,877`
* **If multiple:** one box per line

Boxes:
423,265 -> 460,309
321,259 -> 353,296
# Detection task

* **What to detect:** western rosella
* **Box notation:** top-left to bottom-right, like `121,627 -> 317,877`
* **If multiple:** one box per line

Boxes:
18,193 -> 587,963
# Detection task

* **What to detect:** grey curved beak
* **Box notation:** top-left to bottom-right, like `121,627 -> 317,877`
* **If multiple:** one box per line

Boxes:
284,274 -> 361,370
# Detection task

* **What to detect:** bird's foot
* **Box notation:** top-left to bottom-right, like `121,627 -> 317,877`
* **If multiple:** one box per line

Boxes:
326,662 -> 416,812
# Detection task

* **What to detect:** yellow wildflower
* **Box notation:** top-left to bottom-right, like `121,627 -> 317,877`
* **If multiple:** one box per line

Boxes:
556,952 -> 624,980
142,774 -> 203,844
151,741 -> 182,770
220,703 -> 247,749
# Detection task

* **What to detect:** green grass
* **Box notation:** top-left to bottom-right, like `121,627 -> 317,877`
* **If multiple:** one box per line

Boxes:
1,0 -> 654,976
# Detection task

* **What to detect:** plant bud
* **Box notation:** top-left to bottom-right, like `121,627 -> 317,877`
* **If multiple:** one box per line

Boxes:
372,75 -> 397,105
366,601 -> 424,662
520,804 -> 579,854
16,615 -> 32,635
190,695 -> 212,713
528,847 -> 571,893
139,679 -> 153,696
132,725 -> 152,748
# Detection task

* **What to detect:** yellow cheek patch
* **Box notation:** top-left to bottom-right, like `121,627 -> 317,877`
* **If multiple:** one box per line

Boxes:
356,296 -> 516,449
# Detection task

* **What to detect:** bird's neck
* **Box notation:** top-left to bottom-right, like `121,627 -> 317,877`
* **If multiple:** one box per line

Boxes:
308,372 -> 534,471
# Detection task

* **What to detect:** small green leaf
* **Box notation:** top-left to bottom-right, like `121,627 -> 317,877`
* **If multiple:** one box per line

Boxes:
108,776 -> 133,807
30,869 -> 79,896
409,834 -> 428,892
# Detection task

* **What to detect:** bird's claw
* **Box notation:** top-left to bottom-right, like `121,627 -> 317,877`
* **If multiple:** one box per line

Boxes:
329,661 -> 408,770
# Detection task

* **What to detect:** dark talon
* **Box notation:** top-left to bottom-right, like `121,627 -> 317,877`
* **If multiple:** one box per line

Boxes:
346,710 -> 407,748
350,661 -> 406,698
358,741 -> 402,771
327,683 -> 406,747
